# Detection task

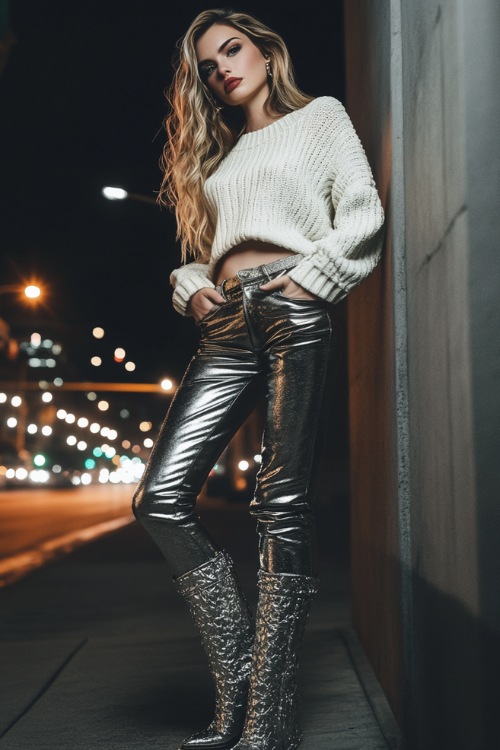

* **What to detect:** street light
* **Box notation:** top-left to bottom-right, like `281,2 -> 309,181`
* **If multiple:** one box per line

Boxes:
0,283 -> 43,299
102,187 -> 128,200
24,285 -> 41,299
0,283 -> 45,452
102,186 -> 157,206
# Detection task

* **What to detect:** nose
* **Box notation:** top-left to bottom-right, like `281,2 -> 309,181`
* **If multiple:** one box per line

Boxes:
216,59 -> 230,78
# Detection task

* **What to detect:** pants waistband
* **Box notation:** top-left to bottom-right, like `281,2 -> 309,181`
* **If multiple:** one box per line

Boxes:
217,255 -> 301,294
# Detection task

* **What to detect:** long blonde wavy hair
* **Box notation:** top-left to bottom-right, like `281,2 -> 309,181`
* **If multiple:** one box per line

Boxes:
159,7 -> 313,263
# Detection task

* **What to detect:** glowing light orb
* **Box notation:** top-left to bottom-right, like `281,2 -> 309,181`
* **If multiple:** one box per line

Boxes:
25,285 -> 41,299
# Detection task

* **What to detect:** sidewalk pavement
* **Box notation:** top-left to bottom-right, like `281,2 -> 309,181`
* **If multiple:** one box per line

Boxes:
0,498 -> 403,750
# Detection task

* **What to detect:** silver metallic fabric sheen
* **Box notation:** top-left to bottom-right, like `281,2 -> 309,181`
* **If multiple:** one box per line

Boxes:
132,256 -> 333,578
175,552 -> 254,749
233,570 -> 319,750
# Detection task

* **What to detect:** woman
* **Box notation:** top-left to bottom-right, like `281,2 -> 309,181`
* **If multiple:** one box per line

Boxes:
133,7 -> 384,750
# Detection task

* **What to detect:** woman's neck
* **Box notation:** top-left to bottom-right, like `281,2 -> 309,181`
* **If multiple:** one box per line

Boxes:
242,110 -> 283,134
240,88 -> 279,134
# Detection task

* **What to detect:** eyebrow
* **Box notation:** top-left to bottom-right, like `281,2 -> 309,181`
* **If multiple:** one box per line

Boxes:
198,37 -> 241,68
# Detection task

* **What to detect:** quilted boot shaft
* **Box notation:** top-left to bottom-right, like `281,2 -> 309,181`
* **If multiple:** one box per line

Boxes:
175,552 -> 254,750
233,570 -> 319,750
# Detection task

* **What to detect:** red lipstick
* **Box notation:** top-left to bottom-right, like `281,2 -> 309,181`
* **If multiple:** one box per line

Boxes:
224,77 -> 242,94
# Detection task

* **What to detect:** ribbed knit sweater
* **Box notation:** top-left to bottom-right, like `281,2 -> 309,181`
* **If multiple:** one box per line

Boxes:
170,96 -> 385,315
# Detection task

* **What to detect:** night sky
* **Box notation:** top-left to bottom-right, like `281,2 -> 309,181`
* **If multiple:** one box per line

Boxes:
1,0 -> 345,389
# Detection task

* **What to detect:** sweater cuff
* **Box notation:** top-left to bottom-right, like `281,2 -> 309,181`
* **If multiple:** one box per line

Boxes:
171,273 -> 215,316
287,256 -> 349,304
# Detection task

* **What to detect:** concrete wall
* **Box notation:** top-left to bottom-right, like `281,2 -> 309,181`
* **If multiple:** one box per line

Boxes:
461,3 -> 500,713
401,2 -> 481,746
345,0 -> 500,747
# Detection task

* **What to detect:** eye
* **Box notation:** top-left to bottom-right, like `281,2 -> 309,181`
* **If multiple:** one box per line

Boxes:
200,63 -> 216,80
227,44 -> 241,56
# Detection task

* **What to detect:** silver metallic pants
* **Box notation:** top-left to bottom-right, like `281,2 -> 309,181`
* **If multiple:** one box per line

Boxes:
132,256 -> 333,578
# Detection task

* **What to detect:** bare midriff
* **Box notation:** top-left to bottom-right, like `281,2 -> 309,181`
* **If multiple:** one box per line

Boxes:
214,240 -> 297,285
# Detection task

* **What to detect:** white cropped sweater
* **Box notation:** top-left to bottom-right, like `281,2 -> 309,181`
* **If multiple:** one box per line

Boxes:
170,96 -> 385,315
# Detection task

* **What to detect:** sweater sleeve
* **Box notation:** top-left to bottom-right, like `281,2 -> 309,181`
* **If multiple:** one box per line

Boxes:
169,262 -> 215,316
287,99 -> 385,303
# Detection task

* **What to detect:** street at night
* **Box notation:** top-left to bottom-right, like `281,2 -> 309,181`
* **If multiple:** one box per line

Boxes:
0,497 -> 394,750
0,2 -> 393,747
2,0 -> 498,747
0,483 -> 134,586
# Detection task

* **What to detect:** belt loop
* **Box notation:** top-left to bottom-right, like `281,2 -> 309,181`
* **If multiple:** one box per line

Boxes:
261,264 -> 272,282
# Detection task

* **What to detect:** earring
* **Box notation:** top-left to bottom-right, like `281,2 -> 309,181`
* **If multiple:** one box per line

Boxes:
265,58 -> 272,78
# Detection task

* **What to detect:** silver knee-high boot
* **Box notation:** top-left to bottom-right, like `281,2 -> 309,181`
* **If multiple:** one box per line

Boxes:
174,552 -> 254,750
233,570 -> 319,750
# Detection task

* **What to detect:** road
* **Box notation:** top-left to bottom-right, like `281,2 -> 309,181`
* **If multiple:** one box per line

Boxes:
0,480 -> 349,588
0,484 -> 135,586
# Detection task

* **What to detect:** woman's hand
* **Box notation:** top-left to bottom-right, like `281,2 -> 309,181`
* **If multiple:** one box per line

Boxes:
259,275 -> 320,300
187,287 -> 226,322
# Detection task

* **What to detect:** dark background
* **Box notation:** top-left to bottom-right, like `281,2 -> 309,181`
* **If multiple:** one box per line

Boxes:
0,0 -> 345,383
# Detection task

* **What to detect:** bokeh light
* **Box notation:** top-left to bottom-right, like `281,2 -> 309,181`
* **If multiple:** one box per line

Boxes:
25,285 -> 41,299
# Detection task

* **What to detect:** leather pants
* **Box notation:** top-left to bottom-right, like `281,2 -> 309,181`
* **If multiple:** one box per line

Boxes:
132,255 -> 333,578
